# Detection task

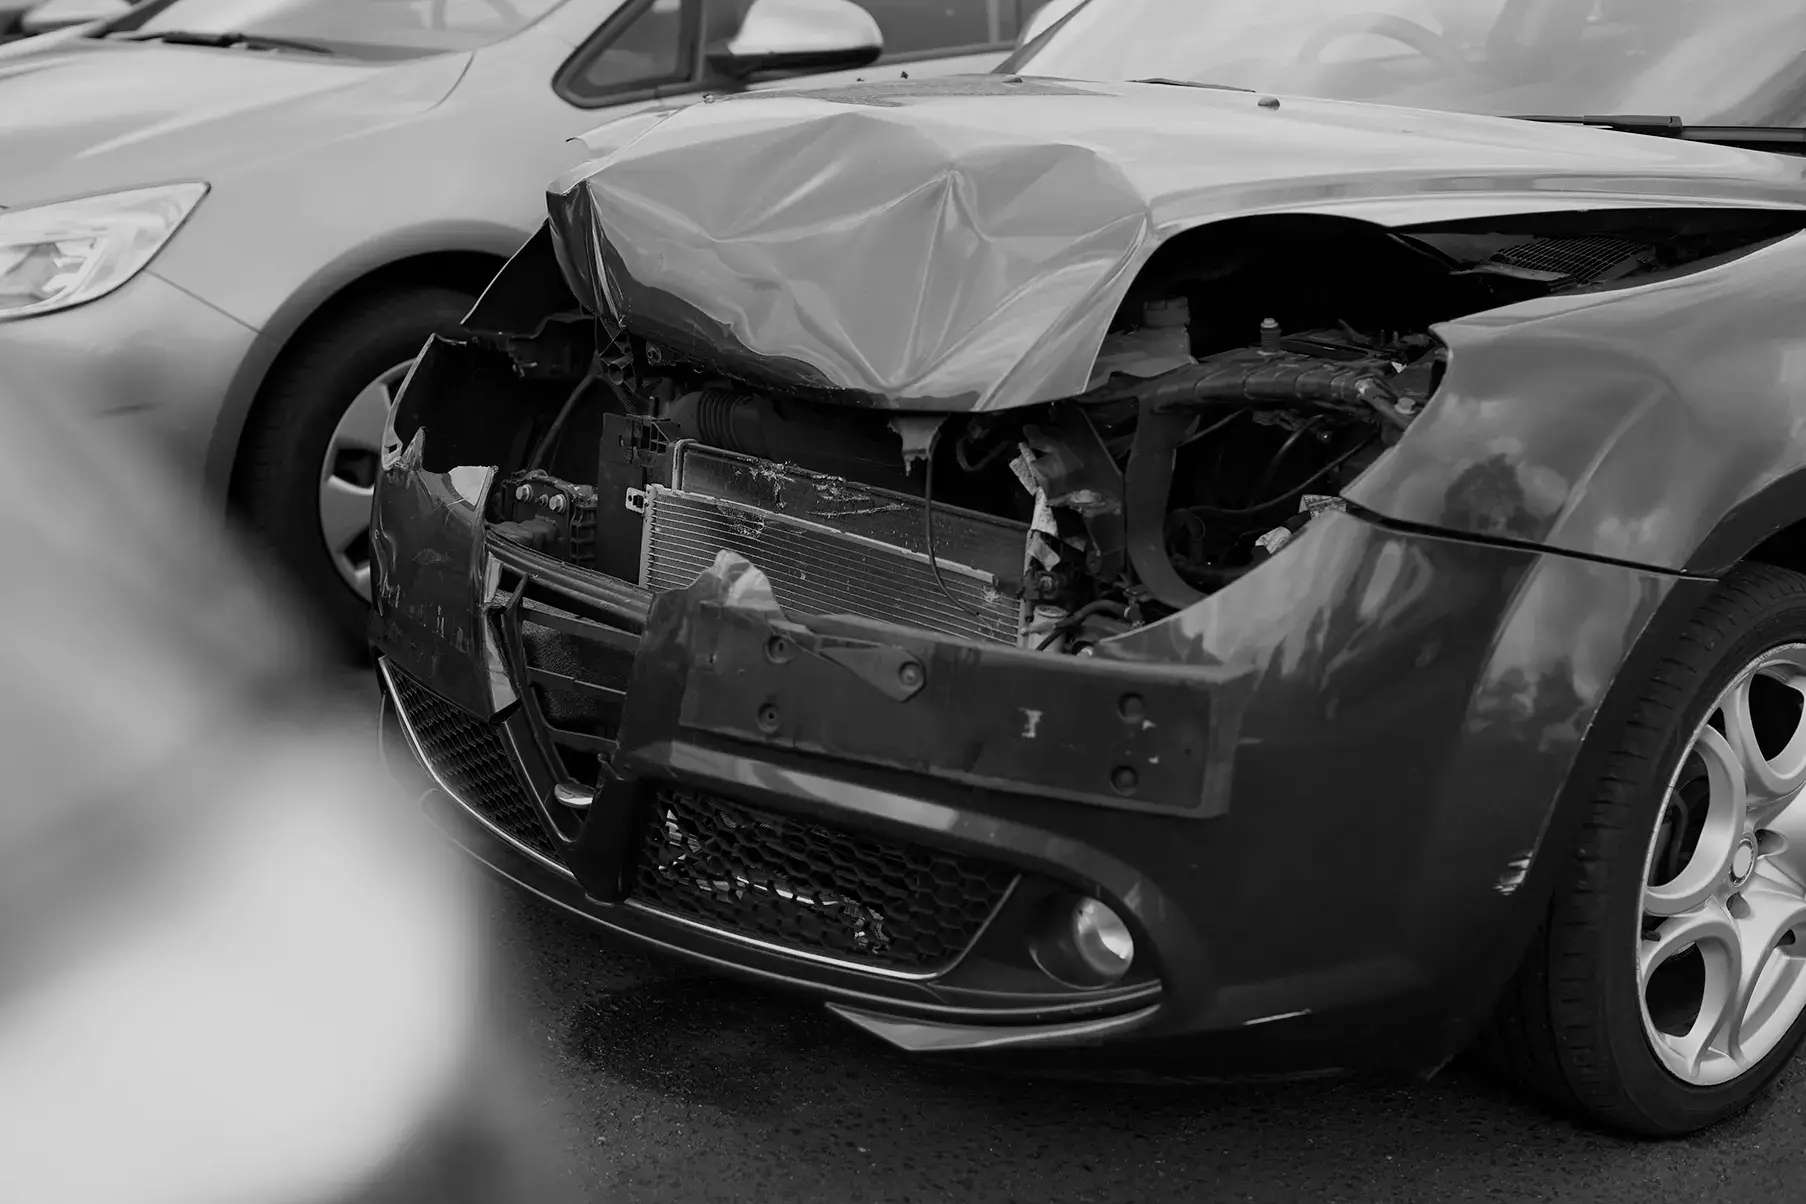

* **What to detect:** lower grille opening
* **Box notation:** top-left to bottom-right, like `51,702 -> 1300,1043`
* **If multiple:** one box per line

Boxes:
631,786 -> 1018,975
385,668 -> 563,866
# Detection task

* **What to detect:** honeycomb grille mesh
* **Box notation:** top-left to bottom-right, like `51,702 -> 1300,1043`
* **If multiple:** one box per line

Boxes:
643,491 -> 1021,645
387,669 -> 560,863
632,786 -> 1017,973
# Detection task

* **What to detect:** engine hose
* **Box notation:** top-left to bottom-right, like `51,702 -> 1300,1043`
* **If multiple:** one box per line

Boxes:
1124,398 -> 1205,610
1249,415 -> 1325,502
1123,356 -> 1413,431
1189,434 -> 1378,520
526,372 -> 597,471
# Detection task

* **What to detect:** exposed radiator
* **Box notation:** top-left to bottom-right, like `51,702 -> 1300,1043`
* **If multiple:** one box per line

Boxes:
640,442 -> 1028,646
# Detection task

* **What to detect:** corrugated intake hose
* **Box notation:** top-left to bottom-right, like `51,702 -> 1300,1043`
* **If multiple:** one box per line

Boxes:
1119,354 -> 1408,609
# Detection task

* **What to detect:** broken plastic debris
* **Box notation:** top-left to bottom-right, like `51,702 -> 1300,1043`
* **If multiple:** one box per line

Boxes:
890,414 -> 945,470
1256,527 -> 1293,555
1010,450 -> 1064,570
686,549 -> 784,616
1008,448 -> 1041,496
1300,494 -> 1348,517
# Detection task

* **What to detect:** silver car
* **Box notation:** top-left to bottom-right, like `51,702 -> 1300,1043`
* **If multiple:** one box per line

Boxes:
0,0 -> 1029,641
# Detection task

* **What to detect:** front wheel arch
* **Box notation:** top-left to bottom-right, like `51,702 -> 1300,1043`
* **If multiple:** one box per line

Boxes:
1419,564 -> 1719,1070
220,248 -> 508,507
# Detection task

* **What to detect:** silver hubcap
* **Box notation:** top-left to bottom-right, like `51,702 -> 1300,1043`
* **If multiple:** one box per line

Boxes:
1639,644 -> 1806,1086
319,361 -> 412,602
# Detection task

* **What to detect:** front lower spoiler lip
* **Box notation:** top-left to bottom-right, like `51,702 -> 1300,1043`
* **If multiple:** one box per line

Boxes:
829,1002 -> 1163,1053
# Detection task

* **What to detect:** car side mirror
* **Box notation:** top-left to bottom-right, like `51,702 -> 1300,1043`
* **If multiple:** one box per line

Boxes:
706,0 -> 883,82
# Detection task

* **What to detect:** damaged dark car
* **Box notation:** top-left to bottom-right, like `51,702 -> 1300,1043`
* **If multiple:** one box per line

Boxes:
372,0 -> 1806,1136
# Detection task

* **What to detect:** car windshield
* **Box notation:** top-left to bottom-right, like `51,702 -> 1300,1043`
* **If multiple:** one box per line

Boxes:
103,0 -> 568,58
1004,0 -> 1806,126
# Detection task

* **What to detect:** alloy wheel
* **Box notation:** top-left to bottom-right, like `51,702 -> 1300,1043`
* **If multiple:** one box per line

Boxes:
1638,643 -> 1806,1086
318,359 -> 412,602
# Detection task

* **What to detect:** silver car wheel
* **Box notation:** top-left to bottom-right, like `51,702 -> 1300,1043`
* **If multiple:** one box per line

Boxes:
1639,642 -> 1806,1086
319,360 -> 412,602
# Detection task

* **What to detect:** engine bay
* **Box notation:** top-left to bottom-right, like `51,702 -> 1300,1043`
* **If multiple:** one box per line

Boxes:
443,207 -> 1806,657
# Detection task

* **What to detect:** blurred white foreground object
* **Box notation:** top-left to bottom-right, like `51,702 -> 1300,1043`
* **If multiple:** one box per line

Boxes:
0,368 -> 556,1204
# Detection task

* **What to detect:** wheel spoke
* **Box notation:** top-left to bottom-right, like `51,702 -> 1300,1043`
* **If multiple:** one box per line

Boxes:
331,371 -> 405,459
1723,668 -> 1806,820
1726,875 -> 1806,1062
1646,726 -> 1747,916
1640,897 -> 1742,1078
1761,806 -> 1806,891
319,476 -> 374,555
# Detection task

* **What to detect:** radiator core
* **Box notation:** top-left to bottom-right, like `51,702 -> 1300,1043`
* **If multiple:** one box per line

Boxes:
640,442 -> 1028,646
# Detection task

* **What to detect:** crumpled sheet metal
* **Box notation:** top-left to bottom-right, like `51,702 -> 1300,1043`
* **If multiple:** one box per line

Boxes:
548,75 -> 1806,412
552,77 -> 1148,411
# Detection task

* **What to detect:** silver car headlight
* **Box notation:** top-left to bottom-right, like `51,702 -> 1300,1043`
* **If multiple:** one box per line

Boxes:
0,183 -> 209,321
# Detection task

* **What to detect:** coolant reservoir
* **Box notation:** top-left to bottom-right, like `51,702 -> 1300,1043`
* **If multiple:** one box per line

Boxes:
1085,297 -> 1196,391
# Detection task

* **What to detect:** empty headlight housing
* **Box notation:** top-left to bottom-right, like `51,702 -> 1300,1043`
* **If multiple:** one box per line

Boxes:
0,183 -> 209,321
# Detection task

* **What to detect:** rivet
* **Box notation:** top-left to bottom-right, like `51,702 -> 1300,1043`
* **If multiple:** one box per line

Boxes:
1111,766 -> 1139,794
1257,95 -> 1281,109
898,661 -> 924,689
1118,693 -> 1145,723
765,636 -> 792,664
757,702 -> 781,733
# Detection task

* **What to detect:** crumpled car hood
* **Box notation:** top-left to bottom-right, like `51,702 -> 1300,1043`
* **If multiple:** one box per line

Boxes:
0,37 -> 466,208
549,75 -> 1806,411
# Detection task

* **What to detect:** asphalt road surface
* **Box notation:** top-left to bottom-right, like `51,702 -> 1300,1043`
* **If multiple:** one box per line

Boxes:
338,674 -> 1806,1203
479,881 -> 1806,1204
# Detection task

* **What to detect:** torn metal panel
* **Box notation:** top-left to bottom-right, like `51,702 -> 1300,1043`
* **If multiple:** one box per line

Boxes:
370,345 -> 515,719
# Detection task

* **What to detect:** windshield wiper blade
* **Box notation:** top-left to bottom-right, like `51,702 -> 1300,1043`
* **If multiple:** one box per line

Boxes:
1512,113 -> 1806,150
118,30 -> 338,56
1132,78 -> 1255,93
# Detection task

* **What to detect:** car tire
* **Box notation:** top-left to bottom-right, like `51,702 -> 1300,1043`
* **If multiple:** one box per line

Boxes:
1486,562 -> 1806,1136
236,287 -> 474,652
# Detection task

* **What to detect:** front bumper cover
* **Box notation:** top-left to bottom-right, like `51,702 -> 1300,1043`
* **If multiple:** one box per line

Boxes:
371,454 -> 1683,1071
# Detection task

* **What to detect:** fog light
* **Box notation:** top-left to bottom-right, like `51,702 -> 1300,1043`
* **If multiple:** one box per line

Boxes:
1031,895 -> 1135,988
1072,897 -> 1134,977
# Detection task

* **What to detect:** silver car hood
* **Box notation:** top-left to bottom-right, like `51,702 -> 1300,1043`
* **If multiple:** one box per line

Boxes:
0,37 -> 467,208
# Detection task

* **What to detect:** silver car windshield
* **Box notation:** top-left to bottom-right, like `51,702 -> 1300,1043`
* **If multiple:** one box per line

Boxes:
113,0 -> 569,56
1004,0 -> 1806,126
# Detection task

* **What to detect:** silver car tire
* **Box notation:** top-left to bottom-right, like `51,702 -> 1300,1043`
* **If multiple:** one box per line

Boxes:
1486,563 -> 1806,1137
235,286 -> 474,650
